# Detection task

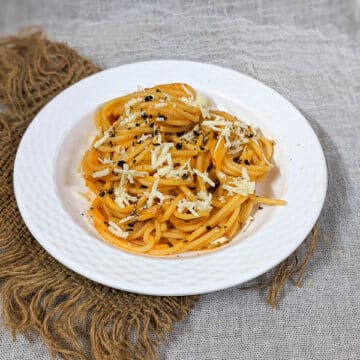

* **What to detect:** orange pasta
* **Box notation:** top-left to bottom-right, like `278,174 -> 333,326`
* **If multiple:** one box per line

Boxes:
80,83 -> 285,255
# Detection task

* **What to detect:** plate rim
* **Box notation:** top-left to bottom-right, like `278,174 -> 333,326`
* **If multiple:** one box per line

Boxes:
13,59 -> 328,295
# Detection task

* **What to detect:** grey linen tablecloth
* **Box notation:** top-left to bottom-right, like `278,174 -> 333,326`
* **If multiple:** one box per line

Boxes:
1,1 -> 359,359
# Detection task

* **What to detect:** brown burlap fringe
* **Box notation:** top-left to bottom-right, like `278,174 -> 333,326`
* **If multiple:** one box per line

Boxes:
0,31 -> 318,359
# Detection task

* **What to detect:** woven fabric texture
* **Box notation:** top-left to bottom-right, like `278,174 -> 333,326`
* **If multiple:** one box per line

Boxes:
0,1 -> 359,359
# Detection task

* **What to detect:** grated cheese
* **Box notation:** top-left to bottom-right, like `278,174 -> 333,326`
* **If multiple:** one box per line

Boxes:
180,124 -> 200,142
151,143 -> 174,169
120,111 -> 140,126
222,168 -> 255,196
177,191 -> 213,217
118,214 -> 136,224
179,92 -> 211,118
114,186 -> 138,208
210,236 -> 229,246
113,164 -> 148,184
93,126 -> 113,148
181,84 -> 193,96
164,159 -> 192,179
193,169 -> 215,187
154,103 -> 167,109
145,178 -> 165,207
241,216 -> 254,233
137,134 -> 152,143
92,168 -> 110,178
108,221 -> 129,239
97,156 -> 113,164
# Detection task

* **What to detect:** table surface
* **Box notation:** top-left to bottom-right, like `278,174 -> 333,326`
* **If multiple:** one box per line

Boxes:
1,1 -> 359,359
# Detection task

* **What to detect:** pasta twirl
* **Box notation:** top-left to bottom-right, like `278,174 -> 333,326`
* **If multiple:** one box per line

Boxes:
81,83 -> 285,256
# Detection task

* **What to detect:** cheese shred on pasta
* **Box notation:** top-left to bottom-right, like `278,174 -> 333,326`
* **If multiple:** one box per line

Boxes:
81,83 -> 285,256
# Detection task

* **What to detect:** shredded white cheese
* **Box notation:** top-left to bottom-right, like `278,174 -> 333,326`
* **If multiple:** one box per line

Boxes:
154,103 -> 167,109
97,157 -> 113,164
181,84 -> 193,96
210,236 -> 229,246
137,134 -> 152,143
193,169 -> 215,187
241,216 -> 254,233
145,178 -> 165,208
179,94 -> 211,119
151,143 -> 174,169
164,159 -> 192,179
114,186 -> 138,208
222,168 -> 255,196
113,164 -> 147,184
118,214 -> 135,224
93,126 -> 114,148
180,124 -> 200,142
92,168 -> 110,178
177,191 -> 213,217
108,221 -> 129,239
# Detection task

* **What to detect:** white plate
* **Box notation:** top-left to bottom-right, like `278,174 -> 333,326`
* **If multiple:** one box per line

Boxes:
14,60 -> 327,296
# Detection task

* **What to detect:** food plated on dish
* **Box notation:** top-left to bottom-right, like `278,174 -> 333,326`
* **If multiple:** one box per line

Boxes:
80,83 -> 285,256
14,60 -> 326,294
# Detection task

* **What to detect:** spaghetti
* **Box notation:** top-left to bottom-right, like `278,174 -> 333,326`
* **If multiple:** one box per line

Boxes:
81,83 -> 285,256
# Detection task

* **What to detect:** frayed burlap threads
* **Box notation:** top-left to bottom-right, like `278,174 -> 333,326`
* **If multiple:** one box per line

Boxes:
0,31 -> 198,360
0,31 -> 318,359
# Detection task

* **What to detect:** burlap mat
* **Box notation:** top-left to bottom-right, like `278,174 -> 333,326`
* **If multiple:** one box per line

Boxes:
0,32 -> 318,360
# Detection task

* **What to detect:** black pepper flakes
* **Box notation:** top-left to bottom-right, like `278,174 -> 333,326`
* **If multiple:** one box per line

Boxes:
99,191 -> 106,197
176,131 -> 185,137
167,242 -> 174,248
107,189 -> 114,195
182,173 -> 189,180
135,123 -> 140,127
144,95 -> 154,102
150,123 -> 155,128
140,185 -> 147,188
193,130 -> 200,136
234,157 -> 241,164
244,159 -> 250,165
200,146 -> 205,151
117,160 -> 126,168
141,112 -> 148,120
156,89 -> 161,92
132,159 -> 136,164
206,225 -> 211,230
176,143 -> 183,150
259,206 -> 263,210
